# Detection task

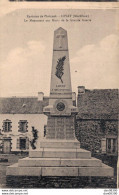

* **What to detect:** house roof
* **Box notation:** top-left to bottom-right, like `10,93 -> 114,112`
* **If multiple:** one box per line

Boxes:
0,97 -> 49,114
77,89 -> 119,119
0,89 -> 118,117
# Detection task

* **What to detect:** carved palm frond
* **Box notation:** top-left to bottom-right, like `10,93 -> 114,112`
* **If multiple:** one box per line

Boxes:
55,56 -> 66,83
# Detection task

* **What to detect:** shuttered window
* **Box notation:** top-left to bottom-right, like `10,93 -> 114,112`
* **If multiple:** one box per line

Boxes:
101,137 -> 117,154
106,138 -> 117,154
2,119 -> 12,132
18,120 -> 28,132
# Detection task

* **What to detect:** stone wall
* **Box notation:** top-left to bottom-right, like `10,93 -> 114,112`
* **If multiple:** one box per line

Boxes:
6,176 -> 116,188
75,118 -> 118,155
76,88 -> 119,156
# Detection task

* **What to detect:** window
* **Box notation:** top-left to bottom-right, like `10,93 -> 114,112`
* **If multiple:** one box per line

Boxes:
2,119 -> 12,132
16,137 -> 29,150
106,138 -> 117,154
101,137 -> 117,154
18,120 -> 28,132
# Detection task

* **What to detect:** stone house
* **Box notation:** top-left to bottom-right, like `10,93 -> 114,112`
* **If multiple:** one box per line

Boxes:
0,92 -> 76,154
76,86 -> 119,157
0,92 -> 48,153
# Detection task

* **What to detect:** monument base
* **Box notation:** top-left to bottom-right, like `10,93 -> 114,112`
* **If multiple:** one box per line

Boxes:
6,139 -> 113,178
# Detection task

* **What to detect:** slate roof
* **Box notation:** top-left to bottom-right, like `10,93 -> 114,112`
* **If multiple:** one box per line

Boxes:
77,89 -> 119,120
0,97 -> 49,114
0,89 -> 118,118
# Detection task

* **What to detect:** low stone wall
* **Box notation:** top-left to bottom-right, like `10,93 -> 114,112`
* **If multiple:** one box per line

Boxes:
6,176 -> 117,188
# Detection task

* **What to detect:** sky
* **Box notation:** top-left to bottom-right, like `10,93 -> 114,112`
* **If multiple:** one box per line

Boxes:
0,2 -> 119,97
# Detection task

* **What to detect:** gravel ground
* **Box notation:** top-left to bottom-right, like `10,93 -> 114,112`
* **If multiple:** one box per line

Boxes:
0,154 -> 28,188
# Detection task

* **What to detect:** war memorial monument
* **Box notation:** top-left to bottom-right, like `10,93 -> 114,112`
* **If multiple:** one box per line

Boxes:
6,27 -> 114,187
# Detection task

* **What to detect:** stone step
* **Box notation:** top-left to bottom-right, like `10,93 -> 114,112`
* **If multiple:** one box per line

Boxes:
18,157 -> 102,167
41,164 -> 114,177
40,139 -> 80,149
29,148 -> 91,159
6,163 -> 113,177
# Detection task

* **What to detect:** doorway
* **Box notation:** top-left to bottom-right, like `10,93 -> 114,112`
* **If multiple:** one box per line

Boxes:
20,138 -> 26,150
3,138 -> 11,154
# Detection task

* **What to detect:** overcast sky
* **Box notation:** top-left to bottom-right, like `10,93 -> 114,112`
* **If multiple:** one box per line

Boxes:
0,4 -> 119,97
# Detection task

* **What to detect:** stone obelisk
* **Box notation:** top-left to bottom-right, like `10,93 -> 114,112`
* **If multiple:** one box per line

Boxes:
44,27 -> 78,139
6,28 -> 113,181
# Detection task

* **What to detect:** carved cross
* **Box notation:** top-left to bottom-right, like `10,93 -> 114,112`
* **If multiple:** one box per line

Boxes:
56,33 -> 65,48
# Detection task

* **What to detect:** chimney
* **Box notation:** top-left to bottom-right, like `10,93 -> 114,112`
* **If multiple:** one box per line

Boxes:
38,92 -> 44,101
72,92 -> 76,101
78,86 -> 85,95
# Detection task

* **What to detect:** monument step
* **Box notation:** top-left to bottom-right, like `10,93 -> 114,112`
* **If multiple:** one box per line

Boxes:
29,148 -> 91,159
18,157 -> 102,167
6,163 -> 113,177
40,139 -> 80,149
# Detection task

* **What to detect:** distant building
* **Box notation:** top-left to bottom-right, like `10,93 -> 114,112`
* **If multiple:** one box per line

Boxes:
76,86 -> 119,157
0,93 -> 48,153
0,92 -> 76,153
